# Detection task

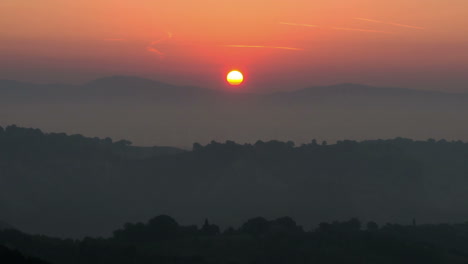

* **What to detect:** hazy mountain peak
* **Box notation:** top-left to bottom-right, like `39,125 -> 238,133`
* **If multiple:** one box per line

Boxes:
290,83 -> 448,97
85,75 -> 172,88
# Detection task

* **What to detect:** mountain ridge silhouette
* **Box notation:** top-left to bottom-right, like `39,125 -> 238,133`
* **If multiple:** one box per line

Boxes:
1,75 -> 466,99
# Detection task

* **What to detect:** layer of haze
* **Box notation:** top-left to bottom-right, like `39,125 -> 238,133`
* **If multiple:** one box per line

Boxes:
1,0 -> 468,92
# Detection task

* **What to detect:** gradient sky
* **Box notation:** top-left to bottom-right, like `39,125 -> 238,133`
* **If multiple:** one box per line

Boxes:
1,0 -> 467,92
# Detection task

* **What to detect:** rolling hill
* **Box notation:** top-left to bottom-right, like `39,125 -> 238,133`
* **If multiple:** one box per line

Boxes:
1,76 -> 468,147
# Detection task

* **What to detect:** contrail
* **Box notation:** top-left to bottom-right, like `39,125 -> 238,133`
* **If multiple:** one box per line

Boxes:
354,18 -> 425,30
332,27 -> 394,34
279,22 -> 319,28
147,32 -> 173,56
224,45 -> 303,51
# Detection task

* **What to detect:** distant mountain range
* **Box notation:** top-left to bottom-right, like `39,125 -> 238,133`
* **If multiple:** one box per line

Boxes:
1,75 -> 468,146
1,76 -> 466,102
0,76 -> 220,103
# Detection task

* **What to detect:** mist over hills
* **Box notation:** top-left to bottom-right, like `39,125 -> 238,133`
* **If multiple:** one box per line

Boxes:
3,77 -> 468,239
1,76 -> 465,102
1,76 -> 468,147
267,83 -> 465,101
2,125 -> 468,238
0,76 -> 223,103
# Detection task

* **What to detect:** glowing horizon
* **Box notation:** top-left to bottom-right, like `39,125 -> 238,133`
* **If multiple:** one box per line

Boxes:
1,0 -> 467,92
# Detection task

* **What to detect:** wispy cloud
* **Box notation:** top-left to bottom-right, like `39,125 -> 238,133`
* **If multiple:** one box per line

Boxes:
279,22 -> 319,28
354,18 -> 381,23
147,32 -> 173,56
280,21 -> 394,34
224,45 -> 303,51
146,47 -> 164,56
354,18 -> 425,30
387,22 -> 425,30
104,38 -> 126,42
332,27 -> 394,34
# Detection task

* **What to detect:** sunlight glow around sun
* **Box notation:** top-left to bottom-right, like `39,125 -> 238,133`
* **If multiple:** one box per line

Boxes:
227,70 -> 244,86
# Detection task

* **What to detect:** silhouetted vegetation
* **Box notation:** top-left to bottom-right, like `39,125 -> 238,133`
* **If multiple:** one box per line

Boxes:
0,125 -> 183,162
0,244 -> 50,264
3,215 -> 468,264
3,125 -> 468,238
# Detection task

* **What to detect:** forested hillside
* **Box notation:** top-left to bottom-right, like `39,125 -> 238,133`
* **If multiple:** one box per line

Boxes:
2,215 -> 468,264
1,126 -> 468,237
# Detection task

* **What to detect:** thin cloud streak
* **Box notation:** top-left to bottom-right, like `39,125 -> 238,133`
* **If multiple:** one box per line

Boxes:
147,32 -> 173,56
279,22 -> 319,28
332,27 -> 394,34
146,47 -> 164,56
354,18 -> 381,23
387,22 -> 425,30
104,38 -> 126,42
354,17 -> 425,30
225,45 -> 303,51
280,21 -> 395,34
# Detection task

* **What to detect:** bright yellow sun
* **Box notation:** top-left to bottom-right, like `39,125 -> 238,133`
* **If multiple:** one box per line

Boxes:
227,70 -> 244,86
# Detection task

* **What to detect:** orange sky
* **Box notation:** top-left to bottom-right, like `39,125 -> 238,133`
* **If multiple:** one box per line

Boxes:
1,0 -> 468,92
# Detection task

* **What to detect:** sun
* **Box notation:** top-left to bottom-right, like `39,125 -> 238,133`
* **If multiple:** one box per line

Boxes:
227,70 -> 244,86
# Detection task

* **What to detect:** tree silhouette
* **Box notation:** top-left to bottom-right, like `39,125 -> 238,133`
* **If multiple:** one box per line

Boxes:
201,219 -> 220,236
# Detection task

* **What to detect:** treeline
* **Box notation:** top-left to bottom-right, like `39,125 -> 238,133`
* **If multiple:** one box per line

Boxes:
0,125 -> 128,161
0,125 -> 183,162
2,215 -> 468,264
2,124 -> 465,164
